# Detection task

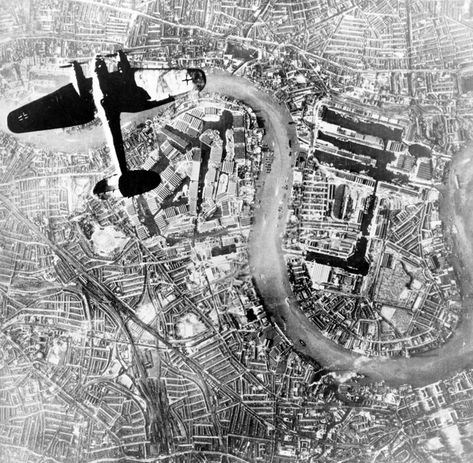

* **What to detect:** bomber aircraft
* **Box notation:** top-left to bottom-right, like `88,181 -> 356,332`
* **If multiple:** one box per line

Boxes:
7,51 -> 206,199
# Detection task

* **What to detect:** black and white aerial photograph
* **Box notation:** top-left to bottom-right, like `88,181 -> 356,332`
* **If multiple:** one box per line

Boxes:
2,1 -> 473,462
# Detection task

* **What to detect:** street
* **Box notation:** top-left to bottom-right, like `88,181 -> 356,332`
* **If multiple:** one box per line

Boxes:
205,70 -> 473,387
7,68 -> 473,387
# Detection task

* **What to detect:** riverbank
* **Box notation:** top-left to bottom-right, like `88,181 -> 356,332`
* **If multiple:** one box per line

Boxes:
220,70 -> 473,387
6,68 -> 473,387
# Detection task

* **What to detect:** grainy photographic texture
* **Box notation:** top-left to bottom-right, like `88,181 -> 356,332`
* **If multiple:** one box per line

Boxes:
1,1 -> 473,462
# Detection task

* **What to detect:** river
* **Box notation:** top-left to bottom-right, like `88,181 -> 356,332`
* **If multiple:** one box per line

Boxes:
7,68 -> 473,387
205,70 -> 473,387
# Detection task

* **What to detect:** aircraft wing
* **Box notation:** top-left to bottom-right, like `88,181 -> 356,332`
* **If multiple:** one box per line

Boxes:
7,81 -> 95,134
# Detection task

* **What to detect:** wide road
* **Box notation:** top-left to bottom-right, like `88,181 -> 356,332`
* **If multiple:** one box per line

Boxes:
7,68 -> 473,386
